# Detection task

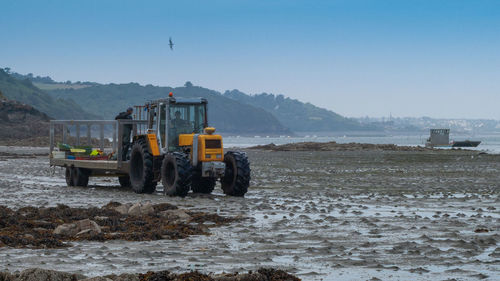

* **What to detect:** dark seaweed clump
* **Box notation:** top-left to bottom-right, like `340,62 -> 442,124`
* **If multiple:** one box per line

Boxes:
0,202 -> 238,248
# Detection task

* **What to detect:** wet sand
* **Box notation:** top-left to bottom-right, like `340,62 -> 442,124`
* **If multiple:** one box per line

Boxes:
0,147 -> 499,280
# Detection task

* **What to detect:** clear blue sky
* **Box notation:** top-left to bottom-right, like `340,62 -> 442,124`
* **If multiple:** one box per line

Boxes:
1,0 -> 499,118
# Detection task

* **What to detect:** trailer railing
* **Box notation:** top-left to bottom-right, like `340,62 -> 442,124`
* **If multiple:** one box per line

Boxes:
50,120 -> 149,168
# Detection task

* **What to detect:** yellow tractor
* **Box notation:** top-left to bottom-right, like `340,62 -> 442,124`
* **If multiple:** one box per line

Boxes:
127,95 -> 250,197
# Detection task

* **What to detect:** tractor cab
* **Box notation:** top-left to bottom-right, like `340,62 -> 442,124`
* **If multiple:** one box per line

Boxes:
147,97 -> 208,152
168,100 -> 206,150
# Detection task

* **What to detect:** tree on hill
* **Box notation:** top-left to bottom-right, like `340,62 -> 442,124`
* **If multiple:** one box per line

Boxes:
0,69 -> 97,119
7,69 -> 56,84
224,90 -> 369,132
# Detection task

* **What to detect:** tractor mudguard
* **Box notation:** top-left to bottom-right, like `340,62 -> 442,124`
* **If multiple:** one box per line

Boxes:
133,134 -> 160,156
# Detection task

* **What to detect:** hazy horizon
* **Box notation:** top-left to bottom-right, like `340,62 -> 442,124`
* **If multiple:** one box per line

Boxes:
1,0 -> 499,119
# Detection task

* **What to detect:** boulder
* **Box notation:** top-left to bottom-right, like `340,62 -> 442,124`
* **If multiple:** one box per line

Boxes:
113,203 -> 132,215
80,278 -> 113,281
159,209 -> 191,222
75,219 -> 101,235
53,219 -> 101,237
140,202 -> 154,215
127,202 -> 154,216
16,268 -> 84,281
93,216 -> 109,221
127,203 -> 142,216
80,274 -> 139,281
53,223 -> 78,236
75,229 -> 93,237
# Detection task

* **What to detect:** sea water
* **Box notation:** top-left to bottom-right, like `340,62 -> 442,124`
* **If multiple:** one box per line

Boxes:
223,132 -> 500,153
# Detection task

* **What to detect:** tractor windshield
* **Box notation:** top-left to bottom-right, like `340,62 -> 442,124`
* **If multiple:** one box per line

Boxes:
168,103 -> 206,150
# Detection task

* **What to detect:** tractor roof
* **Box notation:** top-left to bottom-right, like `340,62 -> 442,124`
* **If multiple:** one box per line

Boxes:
150,97 -> 207,105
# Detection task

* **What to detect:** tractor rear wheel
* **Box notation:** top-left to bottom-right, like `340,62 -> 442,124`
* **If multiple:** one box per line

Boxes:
129,139 -> 157,194
191,174 -> 216,194
71,167 -> 90,187
221,151 -> 250,197
118,176 -> 131,188
161,152 -> 192,197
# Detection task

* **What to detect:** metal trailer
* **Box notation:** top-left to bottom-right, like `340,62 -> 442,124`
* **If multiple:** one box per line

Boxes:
49,119 -> 147,178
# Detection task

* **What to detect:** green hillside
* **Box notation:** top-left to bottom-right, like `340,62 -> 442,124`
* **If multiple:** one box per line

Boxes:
8,67 -> 374,134
0,69 -> 97,120
224,90 -> 369,132
48,83 -> 291,135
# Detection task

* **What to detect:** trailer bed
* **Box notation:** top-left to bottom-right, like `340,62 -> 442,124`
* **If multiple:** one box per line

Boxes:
48,119 -> 147,177
50,158 -> 129,174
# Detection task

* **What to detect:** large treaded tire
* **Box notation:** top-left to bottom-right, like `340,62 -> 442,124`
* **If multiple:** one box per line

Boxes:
191,174 -> 216,194
161,152 -> 192,197
118,176 -> 131,188
71,167 -> 90,187
65,167 -> 74,186
129,139 -> 157,194
221,151 -> 250,197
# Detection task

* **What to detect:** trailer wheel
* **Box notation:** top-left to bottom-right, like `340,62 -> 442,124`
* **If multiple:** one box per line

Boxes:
65,167 -> 74,186
72,167 -> 90,187
118,176 -> 131,188
221,151 -> 250,197
129,139 -> 157,194
161,152 -> 192,197
191,174 -> 216,194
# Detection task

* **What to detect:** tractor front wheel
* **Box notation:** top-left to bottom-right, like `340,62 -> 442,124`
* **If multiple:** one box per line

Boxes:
161,152 -> 192,197
221,151 -> 250,197
129,139 -> 157,194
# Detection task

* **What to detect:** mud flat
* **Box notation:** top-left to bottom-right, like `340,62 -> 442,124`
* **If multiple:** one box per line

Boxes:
0,147 -> 499,280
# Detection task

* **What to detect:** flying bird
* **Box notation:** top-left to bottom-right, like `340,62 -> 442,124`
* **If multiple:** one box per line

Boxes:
169,37 -> 174,50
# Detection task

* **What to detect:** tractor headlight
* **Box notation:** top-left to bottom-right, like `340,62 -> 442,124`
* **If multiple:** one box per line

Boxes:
216,154 -> 222,159
205,154 -> 211,159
